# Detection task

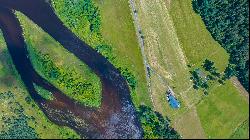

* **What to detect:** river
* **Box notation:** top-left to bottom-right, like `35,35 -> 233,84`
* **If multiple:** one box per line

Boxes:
0,0 -> 142,138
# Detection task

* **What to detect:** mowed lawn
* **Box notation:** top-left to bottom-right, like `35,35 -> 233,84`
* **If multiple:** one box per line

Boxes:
169,0 -> 249,138
0,31 -> 79,138
134,0 -> 201,121
197,81 -> 249,138
94,0 -> 152,107
169,0 -> 229,72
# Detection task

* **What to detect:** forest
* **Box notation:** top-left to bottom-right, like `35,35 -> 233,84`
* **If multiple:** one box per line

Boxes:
192,0 -> 249,91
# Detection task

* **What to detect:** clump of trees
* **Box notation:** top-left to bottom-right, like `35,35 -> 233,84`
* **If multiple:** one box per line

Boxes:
138,105 -> 181,139
52,0 -> 101,33
190,59 -> 232,94
223,64 -> 237,80
190,68 -> 209,91
192,0 -> 249,91
118,67 -> 137,90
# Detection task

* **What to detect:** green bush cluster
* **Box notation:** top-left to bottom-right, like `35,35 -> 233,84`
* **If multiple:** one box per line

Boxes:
0,91 -> 38,139
190,59 -> 235,94
30,48 -> 101,107
118,67 -> 137,90
34,84 -> 54,101
138,105 -> 181,139
52,0 -> 101,33
192,0 -> 249,91
190,68 -> 209,91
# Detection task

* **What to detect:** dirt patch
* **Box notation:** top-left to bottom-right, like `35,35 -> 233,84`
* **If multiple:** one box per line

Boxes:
164,0 -> 171,9
231,77 -> 249,104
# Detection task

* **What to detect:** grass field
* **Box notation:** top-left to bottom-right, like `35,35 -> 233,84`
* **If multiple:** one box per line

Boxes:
197,81 -> 249,138
168,0 -> 249,138
93,0 -> 152,107
133,0 -> 248,138
134,0 -> 201,121
0,31 -> 79,138
169,0 -> 229,72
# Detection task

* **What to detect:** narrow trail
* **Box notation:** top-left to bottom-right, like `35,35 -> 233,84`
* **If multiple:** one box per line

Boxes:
129,0 -> 155,107
129,0 -> 179,108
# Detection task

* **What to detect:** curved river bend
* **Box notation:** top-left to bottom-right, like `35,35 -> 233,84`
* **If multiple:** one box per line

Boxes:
0,0 -> 142,138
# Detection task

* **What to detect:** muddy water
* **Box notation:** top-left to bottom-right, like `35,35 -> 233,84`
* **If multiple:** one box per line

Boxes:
0,0 -> 142,138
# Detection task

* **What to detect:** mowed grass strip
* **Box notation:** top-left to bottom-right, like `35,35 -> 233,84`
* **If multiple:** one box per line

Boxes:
169,0 -> 249,138
134,0 -> 200,119
94,0 -> 151,107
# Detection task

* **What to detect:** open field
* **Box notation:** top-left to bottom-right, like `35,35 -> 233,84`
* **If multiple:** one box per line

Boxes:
173,107 -> 206,139
169,0 -> 249,138
93,0 -> 152,107
133,0 -> 249,138
169,0 -> 229,72
134,0 -> 201,120
197,81 -> 249,138
0,31 -> 79,138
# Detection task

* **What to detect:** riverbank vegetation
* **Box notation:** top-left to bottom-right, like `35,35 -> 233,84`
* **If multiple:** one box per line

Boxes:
0,32 -> 79,138
16,12 -> 102,107
138,105 -> 181,139
52,0 -> 151,107
192,0 -> 249,91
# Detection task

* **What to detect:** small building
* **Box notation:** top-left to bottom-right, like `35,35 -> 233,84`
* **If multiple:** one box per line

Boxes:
166,88 -> 180,109
168,95 -> 180,109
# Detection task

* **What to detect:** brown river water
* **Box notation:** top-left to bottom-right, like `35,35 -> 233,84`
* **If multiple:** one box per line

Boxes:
0,0 -> 142,138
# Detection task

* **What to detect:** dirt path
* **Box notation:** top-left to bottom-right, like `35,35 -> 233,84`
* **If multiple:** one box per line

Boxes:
129,0 -> 155,107
231,77 -> 249,103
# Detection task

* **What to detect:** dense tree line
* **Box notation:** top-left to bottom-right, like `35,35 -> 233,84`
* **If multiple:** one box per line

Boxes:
138,105 -> 181,139
193,0 -> 249,91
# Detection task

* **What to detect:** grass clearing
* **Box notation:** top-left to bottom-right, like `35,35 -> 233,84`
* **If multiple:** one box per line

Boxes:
93,0 -> 151,107
168,0 -> 249,138
169,0 -> 229,72
133,0 -> 249,138
0,31 -> 79,138
197,81 -> 249,138
134,0 -> 200,119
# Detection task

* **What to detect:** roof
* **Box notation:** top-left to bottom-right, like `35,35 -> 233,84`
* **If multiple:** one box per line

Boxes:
168,95 -> 180,109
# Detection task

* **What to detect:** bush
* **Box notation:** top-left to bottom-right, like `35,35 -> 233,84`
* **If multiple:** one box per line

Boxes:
138,105 -> 181,139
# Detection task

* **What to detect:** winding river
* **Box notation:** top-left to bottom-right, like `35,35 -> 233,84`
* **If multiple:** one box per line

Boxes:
0,0 -> 142,138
